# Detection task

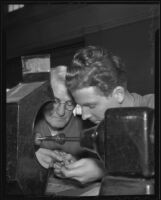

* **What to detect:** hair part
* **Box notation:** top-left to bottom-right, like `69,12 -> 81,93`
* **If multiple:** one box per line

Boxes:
66,46 -> 127,96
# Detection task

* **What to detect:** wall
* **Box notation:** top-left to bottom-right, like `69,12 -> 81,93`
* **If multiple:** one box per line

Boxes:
6,4 -> 159,59
85,18 -> 159,95
5,4 -> 160,94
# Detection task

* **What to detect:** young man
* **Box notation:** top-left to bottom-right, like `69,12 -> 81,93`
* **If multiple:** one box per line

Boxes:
55,45 -> 154,184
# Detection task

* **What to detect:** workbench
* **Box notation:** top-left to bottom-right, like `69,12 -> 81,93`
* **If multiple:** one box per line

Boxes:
45,173 -> 101,196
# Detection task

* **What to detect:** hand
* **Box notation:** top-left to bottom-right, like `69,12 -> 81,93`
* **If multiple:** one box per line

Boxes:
58,152 -> 77,165
53,153 -> 77,176
35,148 -> 63,169
54,158 -> 105,184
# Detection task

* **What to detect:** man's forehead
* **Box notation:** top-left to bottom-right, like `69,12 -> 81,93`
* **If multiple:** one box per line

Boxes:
72,87 -> 104,104
73,87 -> 103,96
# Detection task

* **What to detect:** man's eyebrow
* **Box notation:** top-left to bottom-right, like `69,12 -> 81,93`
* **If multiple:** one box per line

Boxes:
54,97 -> 60,101
54,97 -> 73,103
82,102 -> 97,106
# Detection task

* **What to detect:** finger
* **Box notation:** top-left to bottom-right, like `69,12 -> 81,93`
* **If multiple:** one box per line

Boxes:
41,162 -> 50,169
39,148 -> 63,161
54,171 -> 65,178
52,150 -> 67,161
63,153 -> 73,160
64,159 -> 83,169
54,168 -> 67,179
53,150 -> 60,155
59,151 -> 67,157
41,155 -> 53,164
70,159 -> 75,164
62,154 -> 77,164
60,166 -> 87,183
36,149 -> 63,168
60,166 -> 81,179
64,160 -> 70,167
49,160 -> 64,168
36,155 -> 52,169
53,162 -> 63,169
54,168 -> 61,174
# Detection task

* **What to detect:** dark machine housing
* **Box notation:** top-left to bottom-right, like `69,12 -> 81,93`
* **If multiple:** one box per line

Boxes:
100,107 -> 154,195
6,81 -> 53,195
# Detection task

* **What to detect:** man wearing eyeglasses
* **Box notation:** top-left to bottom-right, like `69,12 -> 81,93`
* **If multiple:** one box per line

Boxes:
34,66 -> 98,170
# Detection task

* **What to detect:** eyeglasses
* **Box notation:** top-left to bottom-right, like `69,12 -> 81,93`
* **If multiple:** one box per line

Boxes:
53,97 -> 75,111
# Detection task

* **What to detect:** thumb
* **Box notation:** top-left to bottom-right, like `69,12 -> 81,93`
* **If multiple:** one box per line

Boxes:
65,159 -> 84,169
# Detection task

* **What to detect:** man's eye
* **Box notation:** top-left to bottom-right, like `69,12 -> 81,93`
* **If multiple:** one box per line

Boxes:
89,105 -> 96,109
54,98 -> 60,104
66,101 -> 74,106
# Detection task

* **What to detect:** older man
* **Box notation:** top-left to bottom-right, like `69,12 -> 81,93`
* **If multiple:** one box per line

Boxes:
35,65 -> 98,171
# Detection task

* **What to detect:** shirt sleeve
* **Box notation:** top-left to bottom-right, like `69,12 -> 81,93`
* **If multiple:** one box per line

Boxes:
143,94 -> 155,109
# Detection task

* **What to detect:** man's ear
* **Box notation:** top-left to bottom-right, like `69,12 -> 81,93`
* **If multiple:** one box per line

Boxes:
112,86 -> 125,104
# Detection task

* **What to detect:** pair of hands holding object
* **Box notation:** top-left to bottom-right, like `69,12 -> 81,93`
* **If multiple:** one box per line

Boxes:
35,132 -> 105,184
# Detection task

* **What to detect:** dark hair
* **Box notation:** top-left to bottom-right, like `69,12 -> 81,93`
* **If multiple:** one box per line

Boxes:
66,46 -> 127,96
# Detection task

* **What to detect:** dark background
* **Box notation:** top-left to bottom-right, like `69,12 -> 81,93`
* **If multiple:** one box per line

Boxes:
3,4 -> 160,94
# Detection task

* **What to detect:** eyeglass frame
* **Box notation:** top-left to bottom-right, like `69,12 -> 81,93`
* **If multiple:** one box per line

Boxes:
52,97 -> 75,111
47,85 -> 75,111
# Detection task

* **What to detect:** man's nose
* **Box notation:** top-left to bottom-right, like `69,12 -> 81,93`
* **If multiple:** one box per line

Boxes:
56,103 -> 66,116
81,107 -> 91,120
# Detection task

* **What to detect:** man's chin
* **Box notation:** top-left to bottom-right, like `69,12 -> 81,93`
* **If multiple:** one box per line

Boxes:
46,115 -> 72,129
90,120 -> 101,124
50,122 -> 66,129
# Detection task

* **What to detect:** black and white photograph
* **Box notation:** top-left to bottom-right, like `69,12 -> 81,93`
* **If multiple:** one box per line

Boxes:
1,2 -> 160,199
